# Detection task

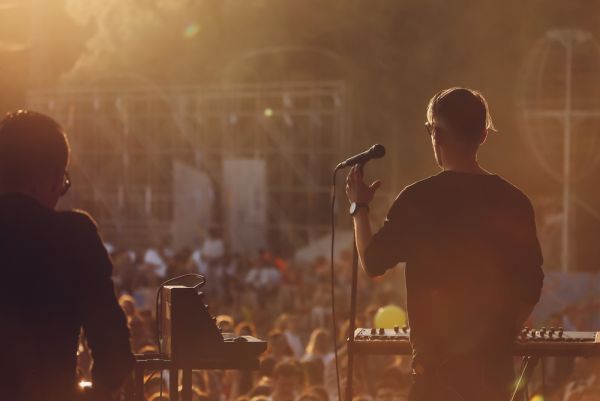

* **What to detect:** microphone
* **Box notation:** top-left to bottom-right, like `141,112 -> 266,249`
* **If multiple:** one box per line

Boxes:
336,144 -> 386,170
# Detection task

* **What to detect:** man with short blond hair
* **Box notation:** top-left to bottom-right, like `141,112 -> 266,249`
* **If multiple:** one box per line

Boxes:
346,88 -> 544,401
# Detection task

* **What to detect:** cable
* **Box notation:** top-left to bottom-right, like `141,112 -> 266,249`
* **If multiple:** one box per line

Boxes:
510,356 -> 532,401
330,168 -> 342,401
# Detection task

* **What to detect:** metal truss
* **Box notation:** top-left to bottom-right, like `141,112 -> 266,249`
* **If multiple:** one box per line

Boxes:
27,81 -> 351,252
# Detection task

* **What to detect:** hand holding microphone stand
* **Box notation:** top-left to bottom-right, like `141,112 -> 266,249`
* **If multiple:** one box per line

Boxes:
330,144 -> 385,401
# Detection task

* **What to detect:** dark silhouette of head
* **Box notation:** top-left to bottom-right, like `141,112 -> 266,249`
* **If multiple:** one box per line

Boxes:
0,110 -> 70,209
425,87 -> 495,168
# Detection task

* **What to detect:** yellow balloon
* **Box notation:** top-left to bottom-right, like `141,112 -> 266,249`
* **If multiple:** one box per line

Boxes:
374,305 -> 406,328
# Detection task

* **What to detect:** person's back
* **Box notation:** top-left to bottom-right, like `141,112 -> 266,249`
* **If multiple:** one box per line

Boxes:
346,88 -> 544,401
368,171 -> 542,359
0,111 -> 134,401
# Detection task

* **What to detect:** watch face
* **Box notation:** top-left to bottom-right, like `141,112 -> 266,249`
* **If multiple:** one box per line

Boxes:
349,202 -> 357,215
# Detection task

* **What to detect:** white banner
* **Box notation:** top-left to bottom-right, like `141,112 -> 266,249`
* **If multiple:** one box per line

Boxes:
222,158 -> 267,253
173,161 -> 214,249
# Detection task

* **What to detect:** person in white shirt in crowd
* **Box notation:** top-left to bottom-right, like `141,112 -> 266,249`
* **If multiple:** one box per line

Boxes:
191,246 -> 208,276
143,237 -> 174,279
245,249 -> 282,308
199,227 -> 226,297
202,227 -> 225,265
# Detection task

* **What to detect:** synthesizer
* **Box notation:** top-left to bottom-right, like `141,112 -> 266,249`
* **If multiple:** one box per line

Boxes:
160,285 -> 267,366
352,326 -> 600,357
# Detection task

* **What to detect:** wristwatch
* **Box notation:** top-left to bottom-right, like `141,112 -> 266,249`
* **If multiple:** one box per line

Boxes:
349,202 -> 369,216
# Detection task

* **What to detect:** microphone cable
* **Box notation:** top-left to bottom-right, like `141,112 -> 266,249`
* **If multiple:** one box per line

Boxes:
330,167 -> 342,401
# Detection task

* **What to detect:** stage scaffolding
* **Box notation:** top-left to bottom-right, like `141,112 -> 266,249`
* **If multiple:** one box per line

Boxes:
27,81 -> 351,252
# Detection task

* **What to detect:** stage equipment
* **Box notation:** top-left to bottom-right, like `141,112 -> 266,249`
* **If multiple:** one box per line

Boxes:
160,285 -> 266,364
352,327 -> 600,357
352,326 -> 600,401
129,284 -> 267,401
335,144 -> 386,170
330,144 -> 386,401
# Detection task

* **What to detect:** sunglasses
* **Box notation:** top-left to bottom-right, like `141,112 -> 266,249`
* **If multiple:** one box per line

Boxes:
425,122 -> 449,136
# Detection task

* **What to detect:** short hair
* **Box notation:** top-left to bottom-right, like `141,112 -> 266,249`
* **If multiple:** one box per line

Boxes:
0,110 -> 70,189
235,321 -> 257,336
216,314 -> 235,329
426,87 -> 496,144
273,360 -> 301,379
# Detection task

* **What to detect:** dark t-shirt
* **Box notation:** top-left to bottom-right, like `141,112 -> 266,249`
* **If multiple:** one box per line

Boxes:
0,194 -> 134,401
363,171 -> 544,367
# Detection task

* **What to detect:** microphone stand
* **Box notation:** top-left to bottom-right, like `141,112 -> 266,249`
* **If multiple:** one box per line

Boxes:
332,161 -> 368,401
345,237 -> 359,401
345,163 -> 364,401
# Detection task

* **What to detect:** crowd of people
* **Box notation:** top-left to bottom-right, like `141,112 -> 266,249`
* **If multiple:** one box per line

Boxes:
78,229 -> 600,401
91,229 -> 411,401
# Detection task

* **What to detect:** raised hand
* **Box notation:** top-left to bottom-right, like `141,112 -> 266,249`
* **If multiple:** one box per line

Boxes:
345,165 -> 382,204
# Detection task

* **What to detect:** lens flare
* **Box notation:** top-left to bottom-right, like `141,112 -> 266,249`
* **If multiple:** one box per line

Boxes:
263,108 -> 274,117
183,23 -> 200,39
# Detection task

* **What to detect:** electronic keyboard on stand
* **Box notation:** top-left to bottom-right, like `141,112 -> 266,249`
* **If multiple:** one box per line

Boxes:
515,326 -> 600,357
352,326 -> 600,357
352,326 -> 600,401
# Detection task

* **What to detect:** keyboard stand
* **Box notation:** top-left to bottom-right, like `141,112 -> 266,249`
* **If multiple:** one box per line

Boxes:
510,356 -> 540,401
129,355 -> 261,401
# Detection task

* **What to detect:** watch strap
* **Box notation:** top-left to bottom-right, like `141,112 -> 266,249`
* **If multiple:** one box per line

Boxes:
350,202 -> 369,216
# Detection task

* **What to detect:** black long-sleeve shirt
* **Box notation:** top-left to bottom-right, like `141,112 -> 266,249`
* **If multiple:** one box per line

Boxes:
0,194 -> 134,401
363,171 -> 544,366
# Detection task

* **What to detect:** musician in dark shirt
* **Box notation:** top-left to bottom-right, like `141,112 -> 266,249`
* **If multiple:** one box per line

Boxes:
0,110 -> 134,401
346,88 -> 544,401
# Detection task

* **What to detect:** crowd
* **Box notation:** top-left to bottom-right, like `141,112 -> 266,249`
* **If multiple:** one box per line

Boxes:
85,228 -> 410,401
76,229 -> 600,401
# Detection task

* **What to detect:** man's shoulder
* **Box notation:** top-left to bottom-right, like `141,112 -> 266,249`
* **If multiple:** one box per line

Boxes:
55,209 -> 98,228
55,210 -> 112,276
405,173 -> 441,190
491,175 -> 534,207
53,209 -> 102,242
392,172 -> 534,211
393,173 -> 442,201
384,176 -> 438,219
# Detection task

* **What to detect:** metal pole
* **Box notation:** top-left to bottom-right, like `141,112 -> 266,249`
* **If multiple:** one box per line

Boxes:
345,238 -> 359,401
562,35 -> 573,272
